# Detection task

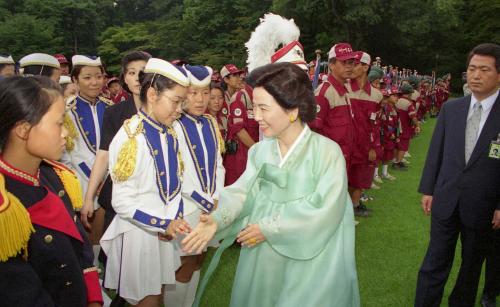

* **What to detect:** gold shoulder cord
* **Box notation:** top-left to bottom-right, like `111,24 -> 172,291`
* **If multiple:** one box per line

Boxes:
112,118 -> 144,182
52,166 -> 83,210
207,115 -> 226,154
0,174 -> 35,262
63,113 -> 78,152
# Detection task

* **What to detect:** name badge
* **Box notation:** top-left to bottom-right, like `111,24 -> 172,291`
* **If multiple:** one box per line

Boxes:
247,110 -> 255,119
489,141 -> 500,159
488,133 -> 500,159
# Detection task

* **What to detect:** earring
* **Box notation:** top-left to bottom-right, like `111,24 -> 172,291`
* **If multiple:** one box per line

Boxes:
289,114 -> 296,123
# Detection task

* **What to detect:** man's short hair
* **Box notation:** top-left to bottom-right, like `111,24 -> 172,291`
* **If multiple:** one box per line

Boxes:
467,43 -> 500,72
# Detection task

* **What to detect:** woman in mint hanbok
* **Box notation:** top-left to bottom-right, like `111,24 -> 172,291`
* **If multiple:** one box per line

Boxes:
182,62 -> 360,307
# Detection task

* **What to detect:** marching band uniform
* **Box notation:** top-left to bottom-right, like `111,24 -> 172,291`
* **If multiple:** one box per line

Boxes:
168,64 -> 225,307
100,58 -> 189,305
19,53 -> 60,75
0,159 -> 102,307
62,56 -> 113,210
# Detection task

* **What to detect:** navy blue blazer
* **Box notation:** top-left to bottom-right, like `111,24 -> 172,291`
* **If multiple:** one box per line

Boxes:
418,93 -> 500,229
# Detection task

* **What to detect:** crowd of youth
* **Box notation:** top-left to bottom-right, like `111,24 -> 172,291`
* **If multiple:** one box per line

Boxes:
0,40 -> 456,307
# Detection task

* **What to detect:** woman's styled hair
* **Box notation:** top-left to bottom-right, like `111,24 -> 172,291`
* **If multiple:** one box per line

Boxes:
138,72 -> 180,105
120,51 -> 151,93
247,62 -> 317,123
70,65 -> 105,82
0,76 -> 62,150
23,65 -> 58,78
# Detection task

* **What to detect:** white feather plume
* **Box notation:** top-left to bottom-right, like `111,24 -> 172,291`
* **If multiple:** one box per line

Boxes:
245,13 -> 300,72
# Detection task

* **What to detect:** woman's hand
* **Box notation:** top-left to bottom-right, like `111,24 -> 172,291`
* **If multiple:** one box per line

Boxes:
160,219 -> 191,241
181,214 -> 217,254
237,224 -> 266,248
80,197 -> 94,230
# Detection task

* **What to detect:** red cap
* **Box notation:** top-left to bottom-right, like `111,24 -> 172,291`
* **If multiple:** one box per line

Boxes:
353,51 -> 371,65
220,64 -> 244,78
328,43 -> 356,61
54,54 -> 68,64
106,77 -> 120,87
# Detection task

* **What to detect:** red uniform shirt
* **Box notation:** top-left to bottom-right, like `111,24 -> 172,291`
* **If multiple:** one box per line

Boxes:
312,74 -> 355,164
223,87 -> 258,185
347,79 -> 383,164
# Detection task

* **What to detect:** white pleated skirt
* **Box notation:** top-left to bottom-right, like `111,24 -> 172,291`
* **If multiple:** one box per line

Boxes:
101,224 -> 181,305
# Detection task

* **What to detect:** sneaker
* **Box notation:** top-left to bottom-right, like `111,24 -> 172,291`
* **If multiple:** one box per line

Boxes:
398,162 -> 409,170
360,193 -> 374,202
354,204 -> 371,217
381,173 -> 396,181
402,158 -> 411,164
373,175 -> 383,184
359,203 -> 373,212
404,152 -> 412,158
354,220 -> 360,226
371,183 -> 381,190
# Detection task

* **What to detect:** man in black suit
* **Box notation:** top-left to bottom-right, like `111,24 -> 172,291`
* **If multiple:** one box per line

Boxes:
415,43 -> 500,307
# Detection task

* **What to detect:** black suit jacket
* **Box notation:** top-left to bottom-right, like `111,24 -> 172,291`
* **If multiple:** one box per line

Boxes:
419,93 -> 500,229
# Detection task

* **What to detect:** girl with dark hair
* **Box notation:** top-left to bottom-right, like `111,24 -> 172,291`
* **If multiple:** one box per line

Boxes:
19,53 -> 62,83
0,54 -> 16,77
183,62 -> 360,307
208,83 -> 228,138
167,65 -> 225,307
62,55 -> 112,266
80,50 -> 151,306
81,51 -> 150,233
0,76 -> 103,307
100,58 -> 191,306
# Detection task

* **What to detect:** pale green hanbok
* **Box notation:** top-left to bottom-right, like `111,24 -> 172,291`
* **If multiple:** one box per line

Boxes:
195,125 -> 360,307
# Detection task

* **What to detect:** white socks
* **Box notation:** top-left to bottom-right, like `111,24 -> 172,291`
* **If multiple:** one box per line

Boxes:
164,271 -> 200,307
374,167 -> 379,177
382,165 -> 389,177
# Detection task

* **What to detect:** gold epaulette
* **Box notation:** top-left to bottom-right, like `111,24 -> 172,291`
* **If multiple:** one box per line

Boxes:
99,96 -> 114,106
112,115 -> 143,182
204,114 -> 225,154
63,112 -> 78,152
65,96 -> 77,110
44,160 -> 83,210
0,174 -> 35,262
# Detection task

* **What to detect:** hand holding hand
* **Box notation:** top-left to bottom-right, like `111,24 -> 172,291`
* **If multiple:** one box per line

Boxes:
181,214 -> 217,254
162,219 -> 191,240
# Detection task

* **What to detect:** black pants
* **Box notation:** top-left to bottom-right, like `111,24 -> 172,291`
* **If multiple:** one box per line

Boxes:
415,208 -> 498,307
484,229 -> 500,298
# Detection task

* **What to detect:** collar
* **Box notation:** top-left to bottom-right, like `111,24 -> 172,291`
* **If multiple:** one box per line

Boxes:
277,125 -> 310,168
0,157 -> 40,186
470,89 -> 499,113
184,112 -> 202,123
349,78 -> 371,95
77,94 -> 98,105
327,74 -> 348,96
139,109 -> 167,133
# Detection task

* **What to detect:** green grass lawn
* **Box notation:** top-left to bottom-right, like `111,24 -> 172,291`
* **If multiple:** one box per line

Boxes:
197,118 -> 486,307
